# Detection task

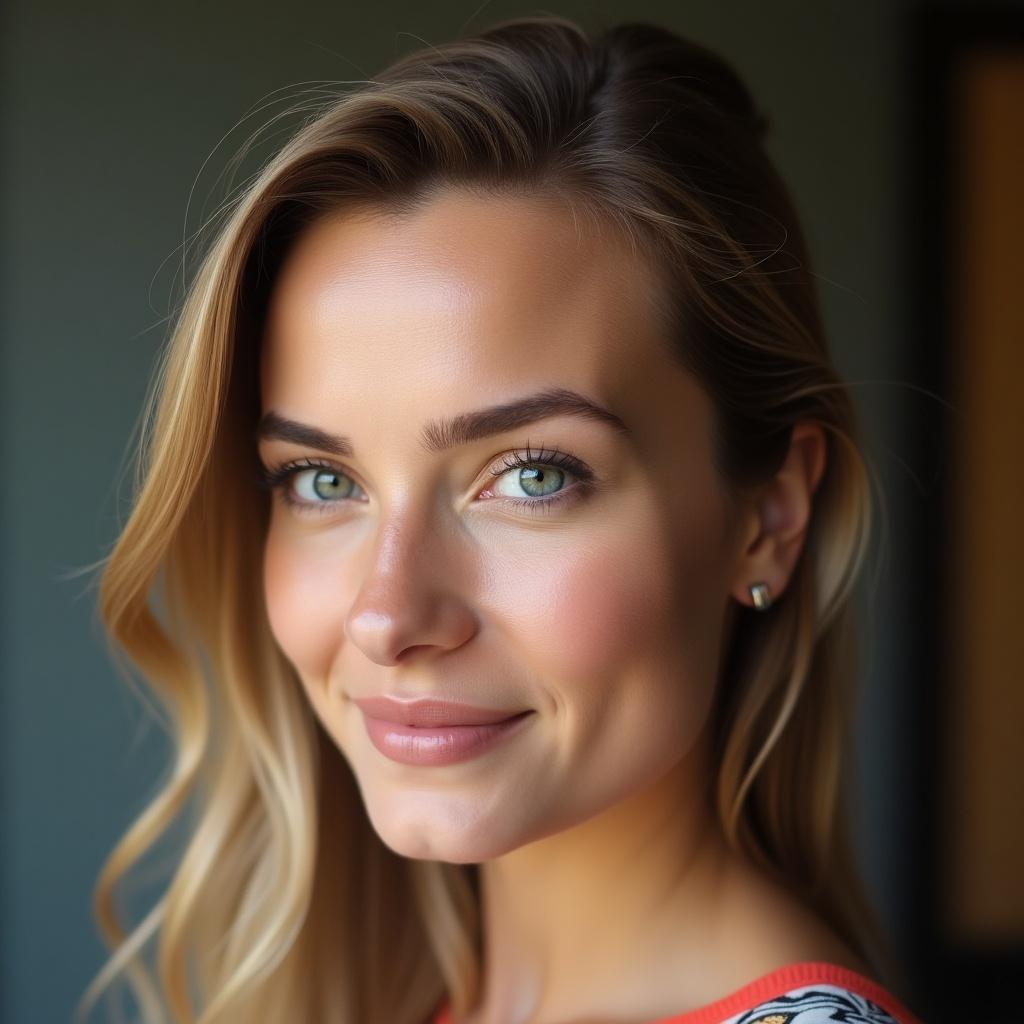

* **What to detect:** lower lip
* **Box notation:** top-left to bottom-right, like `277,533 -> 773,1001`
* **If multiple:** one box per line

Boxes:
360,710 -> 534,766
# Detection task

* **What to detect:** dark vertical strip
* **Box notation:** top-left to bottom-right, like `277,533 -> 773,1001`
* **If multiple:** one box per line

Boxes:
904,6 -> 1024,1021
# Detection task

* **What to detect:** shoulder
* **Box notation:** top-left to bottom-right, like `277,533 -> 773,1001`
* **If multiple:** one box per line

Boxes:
696,870 -> 922,1022
706,862 -> 874,979
428,965 -> 923,1024
712,963 -> 923,1024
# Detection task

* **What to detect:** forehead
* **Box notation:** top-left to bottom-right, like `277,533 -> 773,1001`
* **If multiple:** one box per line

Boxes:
259,188 -> 675,432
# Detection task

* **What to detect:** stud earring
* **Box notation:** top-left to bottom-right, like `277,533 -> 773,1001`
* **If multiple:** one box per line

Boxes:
749,582 -> 773,611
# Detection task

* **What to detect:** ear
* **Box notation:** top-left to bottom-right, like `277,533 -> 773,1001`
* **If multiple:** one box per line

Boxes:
729,422 -> 828,609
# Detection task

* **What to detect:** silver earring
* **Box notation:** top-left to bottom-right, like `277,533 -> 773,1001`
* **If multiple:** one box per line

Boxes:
749,582 -> 772,611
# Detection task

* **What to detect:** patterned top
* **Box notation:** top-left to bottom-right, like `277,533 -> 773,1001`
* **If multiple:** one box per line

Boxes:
429,961 -> 923,1023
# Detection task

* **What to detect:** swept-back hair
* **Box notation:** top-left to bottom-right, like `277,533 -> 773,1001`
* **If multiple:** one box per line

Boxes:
78,15 -> 888,1023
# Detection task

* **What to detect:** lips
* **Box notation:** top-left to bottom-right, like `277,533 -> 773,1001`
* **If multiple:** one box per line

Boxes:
351,695 -> 526,727
354,699 -> 535,767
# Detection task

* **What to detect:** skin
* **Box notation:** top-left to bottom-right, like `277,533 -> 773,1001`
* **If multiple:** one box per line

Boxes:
258,187 -> 866,1023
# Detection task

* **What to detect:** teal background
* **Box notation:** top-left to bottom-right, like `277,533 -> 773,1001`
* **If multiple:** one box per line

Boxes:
1,1 -> 951,1020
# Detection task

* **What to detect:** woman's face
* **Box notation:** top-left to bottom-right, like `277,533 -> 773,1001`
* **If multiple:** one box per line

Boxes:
258,188 -> 746,863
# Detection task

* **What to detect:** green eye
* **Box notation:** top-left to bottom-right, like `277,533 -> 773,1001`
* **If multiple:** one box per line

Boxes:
295,467 -> 360,503
256,457 -> 366,514
492,463 -> 568,499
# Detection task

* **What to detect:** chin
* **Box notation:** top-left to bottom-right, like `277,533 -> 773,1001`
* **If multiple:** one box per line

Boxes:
360,792 -> 527,864
374,824 -> 506,864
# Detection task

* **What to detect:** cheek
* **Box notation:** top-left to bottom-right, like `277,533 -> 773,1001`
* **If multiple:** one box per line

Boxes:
509,505 -> 727,697
529,539 -> 665,679
494,494 -> 731,800
262,521 -> 350,683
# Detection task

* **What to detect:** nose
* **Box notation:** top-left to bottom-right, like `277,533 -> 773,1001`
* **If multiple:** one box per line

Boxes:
344,506 -> 479,666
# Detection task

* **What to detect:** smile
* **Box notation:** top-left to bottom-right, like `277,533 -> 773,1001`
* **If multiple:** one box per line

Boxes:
358,710 -> 534,766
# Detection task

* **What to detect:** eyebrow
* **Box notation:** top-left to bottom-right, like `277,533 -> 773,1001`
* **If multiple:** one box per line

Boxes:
256,387 -> 632,457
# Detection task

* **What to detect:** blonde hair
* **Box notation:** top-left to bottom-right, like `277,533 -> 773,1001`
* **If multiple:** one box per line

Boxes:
78,15 -> 892,1023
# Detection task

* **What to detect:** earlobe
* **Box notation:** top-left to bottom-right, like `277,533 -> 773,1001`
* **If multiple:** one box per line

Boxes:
730,422 -> 827,610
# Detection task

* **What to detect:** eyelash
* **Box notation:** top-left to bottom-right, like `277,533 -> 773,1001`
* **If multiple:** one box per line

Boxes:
255,444 -> 595,519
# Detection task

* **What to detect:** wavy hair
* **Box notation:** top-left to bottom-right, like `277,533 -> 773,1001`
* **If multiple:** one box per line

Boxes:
78,15 -> 891,1023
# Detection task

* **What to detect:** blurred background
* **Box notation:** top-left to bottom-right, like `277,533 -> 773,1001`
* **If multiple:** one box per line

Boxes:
2,1 -> 1021,1021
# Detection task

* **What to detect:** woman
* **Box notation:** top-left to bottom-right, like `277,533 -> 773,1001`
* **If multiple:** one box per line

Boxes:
79,15 -> 923,1024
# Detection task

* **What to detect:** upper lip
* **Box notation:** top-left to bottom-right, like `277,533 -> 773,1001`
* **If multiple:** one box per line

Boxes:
351,695 -> 528,727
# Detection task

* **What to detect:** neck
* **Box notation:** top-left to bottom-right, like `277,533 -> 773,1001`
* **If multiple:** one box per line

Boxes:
470,728 -> 745,1023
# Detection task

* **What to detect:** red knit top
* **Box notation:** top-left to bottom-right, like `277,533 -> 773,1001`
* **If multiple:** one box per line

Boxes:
429,961 -> 923,1023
